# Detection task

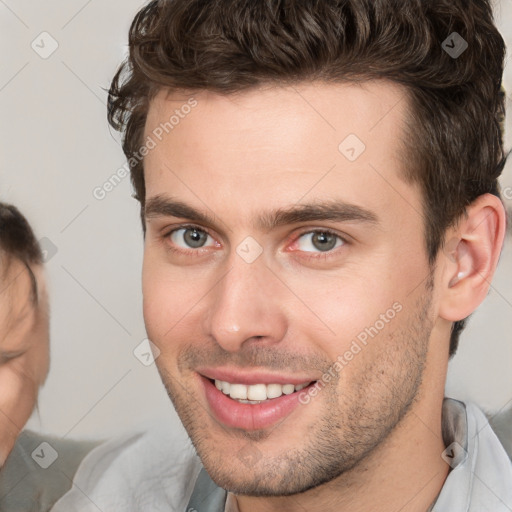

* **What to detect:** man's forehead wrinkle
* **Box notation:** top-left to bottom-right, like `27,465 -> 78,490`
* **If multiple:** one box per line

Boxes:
145,194 -> 380,232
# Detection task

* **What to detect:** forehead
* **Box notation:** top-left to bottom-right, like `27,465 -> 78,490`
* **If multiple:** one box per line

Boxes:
144,80 -> 409,156
142,80 -> 418,231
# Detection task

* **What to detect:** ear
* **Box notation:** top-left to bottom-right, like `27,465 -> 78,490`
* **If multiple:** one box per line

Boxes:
438,193 -> 507,322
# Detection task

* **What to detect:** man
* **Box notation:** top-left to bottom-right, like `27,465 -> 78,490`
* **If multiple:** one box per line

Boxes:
0,203 -> 99,511
53,0 -> 512,510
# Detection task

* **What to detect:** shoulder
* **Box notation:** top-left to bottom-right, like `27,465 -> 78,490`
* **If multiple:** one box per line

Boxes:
0,430 -> 101,512
459,400 -> 512,462
50,420 -> 202,512
486,406 -> 512,460
430,399 -> 512,511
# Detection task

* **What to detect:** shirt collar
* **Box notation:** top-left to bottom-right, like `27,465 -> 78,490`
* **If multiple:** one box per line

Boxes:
431,398 -> 512,511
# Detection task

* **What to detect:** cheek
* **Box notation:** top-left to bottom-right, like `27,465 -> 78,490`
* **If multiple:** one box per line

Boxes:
142,259 -> 203,345
283,268 -> 402,357
142,275 -> 173,343
286,260 -> 426,382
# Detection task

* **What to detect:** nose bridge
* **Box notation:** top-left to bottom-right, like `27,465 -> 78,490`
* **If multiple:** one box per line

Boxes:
202,250 -> 287,352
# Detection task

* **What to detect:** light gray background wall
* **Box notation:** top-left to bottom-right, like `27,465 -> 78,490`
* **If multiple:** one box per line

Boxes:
0,1 -> 511,441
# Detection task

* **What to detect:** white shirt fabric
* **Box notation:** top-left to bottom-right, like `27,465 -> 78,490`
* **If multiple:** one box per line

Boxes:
51,422 -> 203,512
50,398 -> 512,512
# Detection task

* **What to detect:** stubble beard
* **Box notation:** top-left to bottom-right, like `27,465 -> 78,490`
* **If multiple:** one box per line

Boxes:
155,284 -> 434,497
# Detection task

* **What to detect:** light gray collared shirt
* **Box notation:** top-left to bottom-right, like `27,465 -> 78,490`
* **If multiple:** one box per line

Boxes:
51,398 -> 512,512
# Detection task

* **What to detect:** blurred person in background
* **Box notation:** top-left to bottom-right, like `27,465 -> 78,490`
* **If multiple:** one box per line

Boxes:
0,203 -> 98,511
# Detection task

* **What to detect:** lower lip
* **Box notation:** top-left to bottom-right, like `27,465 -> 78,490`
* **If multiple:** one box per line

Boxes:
201,376 -> 314,431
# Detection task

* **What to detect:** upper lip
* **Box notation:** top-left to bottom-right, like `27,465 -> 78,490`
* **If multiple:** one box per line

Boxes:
197,366 -> 316,386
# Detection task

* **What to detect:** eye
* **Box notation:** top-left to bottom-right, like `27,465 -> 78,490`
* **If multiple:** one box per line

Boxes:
168,226 -> 216,250
294,230 -> 345,253
0,349 -> 25,363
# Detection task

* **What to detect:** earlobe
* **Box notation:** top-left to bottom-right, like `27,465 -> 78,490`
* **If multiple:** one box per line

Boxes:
439,194 -> 506,322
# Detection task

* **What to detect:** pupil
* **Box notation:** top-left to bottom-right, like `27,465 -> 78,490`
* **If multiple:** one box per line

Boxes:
185,229 -> 205,248
313,232 -> 336,252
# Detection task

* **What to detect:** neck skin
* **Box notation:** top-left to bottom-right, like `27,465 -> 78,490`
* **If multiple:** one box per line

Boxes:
234,321 -> 451,512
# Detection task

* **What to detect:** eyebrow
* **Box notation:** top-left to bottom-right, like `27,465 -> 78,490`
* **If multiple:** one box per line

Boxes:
144,195 -> 380,232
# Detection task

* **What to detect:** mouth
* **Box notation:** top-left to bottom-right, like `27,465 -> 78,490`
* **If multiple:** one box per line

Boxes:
198,372 -> 317,431
212,379 -> 312,404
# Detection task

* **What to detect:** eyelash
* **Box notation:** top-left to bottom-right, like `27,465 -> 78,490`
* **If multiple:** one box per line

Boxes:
161,224 -> 348,260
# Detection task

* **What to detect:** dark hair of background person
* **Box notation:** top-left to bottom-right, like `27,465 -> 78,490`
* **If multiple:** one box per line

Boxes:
107,0 -> 509,357
0,203 -> 43,303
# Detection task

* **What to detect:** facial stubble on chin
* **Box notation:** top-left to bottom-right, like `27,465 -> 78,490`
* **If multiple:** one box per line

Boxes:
154,281 -> 434,497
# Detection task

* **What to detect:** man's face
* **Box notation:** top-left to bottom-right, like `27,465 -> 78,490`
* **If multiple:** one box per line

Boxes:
142,81 -> 440,495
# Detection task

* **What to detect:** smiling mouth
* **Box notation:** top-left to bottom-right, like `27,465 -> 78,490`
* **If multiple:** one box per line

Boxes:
200,375 -> 318,430
211,379 -> 314,404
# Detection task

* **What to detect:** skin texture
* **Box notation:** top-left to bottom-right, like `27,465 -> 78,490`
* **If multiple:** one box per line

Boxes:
0,259 -> 49,467
141,81 -> 506,512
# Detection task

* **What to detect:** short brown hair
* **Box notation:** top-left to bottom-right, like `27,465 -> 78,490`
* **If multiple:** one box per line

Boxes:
107,0 -> 508,357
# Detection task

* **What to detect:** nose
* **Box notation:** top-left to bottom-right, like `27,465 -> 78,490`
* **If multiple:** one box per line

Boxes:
202,252 -> 288,352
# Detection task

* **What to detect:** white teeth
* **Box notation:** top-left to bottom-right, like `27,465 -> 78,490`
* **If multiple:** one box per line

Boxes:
266,383 -> 283,399
282,384 -> 295,395
214,380 -> 311,402
229,384 -> 248,400
247,384 -> 267,401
